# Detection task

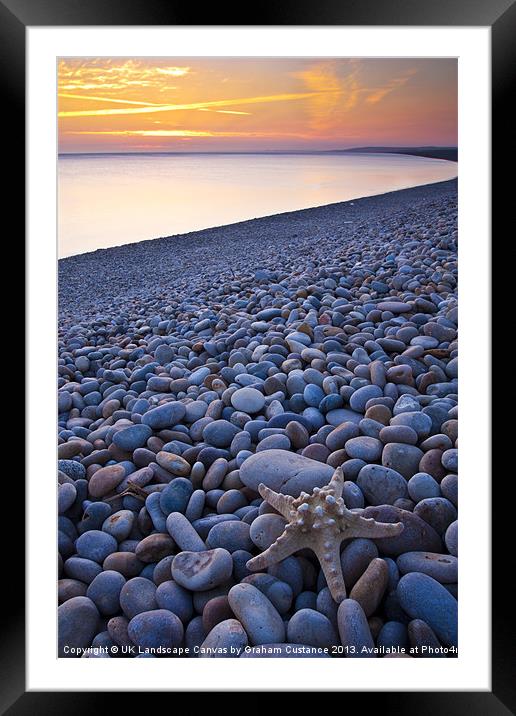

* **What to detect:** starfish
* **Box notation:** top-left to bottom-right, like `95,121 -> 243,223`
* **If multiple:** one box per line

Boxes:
246,466 -> 404,603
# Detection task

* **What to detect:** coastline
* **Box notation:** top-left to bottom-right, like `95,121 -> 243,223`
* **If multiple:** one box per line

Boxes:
59,178 -> 457,326
59,177 -> 457,264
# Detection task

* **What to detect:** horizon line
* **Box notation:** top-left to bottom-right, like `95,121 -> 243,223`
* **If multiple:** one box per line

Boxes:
59,145 -> 458,157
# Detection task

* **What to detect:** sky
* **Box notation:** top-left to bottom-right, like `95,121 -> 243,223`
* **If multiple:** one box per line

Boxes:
58,58 -> 457,153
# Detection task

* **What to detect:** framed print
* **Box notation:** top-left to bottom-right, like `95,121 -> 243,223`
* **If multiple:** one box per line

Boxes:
3,0 -> 511,709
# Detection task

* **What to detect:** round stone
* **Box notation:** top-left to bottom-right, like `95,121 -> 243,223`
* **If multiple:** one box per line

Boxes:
155,580 -> 193,623
113,424 -> 152,452
228,583 -> 285,645
407,472 -> 441,502
128,609 -> 184,650
445,520 -> 458,557
58,596 -> 99,657
242,574 -> 293,614
119,577 -> 157,618
141,402 -> 186,429
203,420 -> 240,448
86,570 -> 126,615
231,387 -> 266,414
337,599 -> 375,657
88,464 -> 126,498
287,608 -> 338,649
76,530 -> 118,563
397,572 -> 457,647
199,619 -> 248,658
382,443 -> 424,479
357,464 -> 408,506
349,385 -> 383,413
413,497 -> 457,536
397,551 -> 458,583
206,521 -> 254,553
249,514 -> 287,550
159,478 -> 194,515
172,548 -> 233,591
166,512 -> 206,552
349,558 -> 389,616
362,505 -> 442,556
239,449 -> 333,497
345,436 -> 383,461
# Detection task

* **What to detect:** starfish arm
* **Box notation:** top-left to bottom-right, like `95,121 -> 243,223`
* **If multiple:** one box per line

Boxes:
345,517 -> 404,540
246,532 -> 300,571
258,483 -> 294,520
315,541 -> 347,604
328,466 -> 344,498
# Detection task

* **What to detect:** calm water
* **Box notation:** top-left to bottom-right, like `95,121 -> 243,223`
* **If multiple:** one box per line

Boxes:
58,153 -> 457,258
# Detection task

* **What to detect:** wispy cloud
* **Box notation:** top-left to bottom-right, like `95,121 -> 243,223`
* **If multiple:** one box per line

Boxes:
365,69 -> 417,104
59,93 -> 161,107
293,61 -> 360,131
70,129 -> 313,139
58,92 -> 325,118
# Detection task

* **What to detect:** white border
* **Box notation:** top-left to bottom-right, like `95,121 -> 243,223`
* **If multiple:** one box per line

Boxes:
27,26 -> 491,691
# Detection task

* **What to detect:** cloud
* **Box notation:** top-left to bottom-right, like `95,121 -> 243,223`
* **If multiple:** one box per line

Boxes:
69,128 -> 313,139
365,69 -> 417,104
58,91 -> 324,118
59,93 -> 160,106
293,61 -> 360,131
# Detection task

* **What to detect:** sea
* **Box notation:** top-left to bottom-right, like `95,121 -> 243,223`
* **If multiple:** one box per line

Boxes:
58,152 -> 458,258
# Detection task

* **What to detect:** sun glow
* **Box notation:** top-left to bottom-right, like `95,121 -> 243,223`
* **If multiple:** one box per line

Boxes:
58,58 -> 457,152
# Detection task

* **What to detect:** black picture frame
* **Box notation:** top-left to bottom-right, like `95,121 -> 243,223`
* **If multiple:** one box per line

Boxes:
4,0 -> 509,710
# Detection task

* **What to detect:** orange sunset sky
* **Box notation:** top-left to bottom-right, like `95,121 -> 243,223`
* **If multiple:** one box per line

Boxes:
58,58 -> 457,153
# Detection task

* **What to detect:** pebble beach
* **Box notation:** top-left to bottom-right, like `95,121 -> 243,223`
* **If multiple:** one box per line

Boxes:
58,179 -> 458,658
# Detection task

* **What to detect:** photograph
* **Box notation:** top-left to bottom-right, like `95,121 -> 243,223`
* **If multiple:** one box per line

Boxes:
56,56 -> 459,660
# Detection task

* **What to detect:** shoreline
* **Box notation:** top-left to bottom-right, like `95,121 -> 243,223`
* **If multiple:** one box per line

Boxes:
59,177 -> 457,263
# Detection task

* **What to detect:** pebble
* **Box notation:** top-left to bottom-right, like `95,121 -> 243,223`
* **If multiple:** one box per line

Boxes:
397,572 -> 458,646
155,580 -> 194,623
249,514 -> 287,550
113,424 -> 152,452
172,549 -> 233,591
349,558 -> 389,616
199,619 -> 248,657
86,570 -> 126,615
141,402 -> 186,429
349,385 -> 383,413
128,609 -> 184,650
88,464 -> 125,498
337,599 -> 375,657
76,530 -> 118,563
362,505 -> 442,556
228,583 -> 285,645
203,420 -> 240,448
119,577 -> 157,618
341,539 -> 378,590
445,520 -> 458,557
413,497 -> 457,536
231,387 -> 266,414
206,521 -> 254,553
58,596 -> 99,657
239,449 -> 333,496
382,443 -> 424,479
241,574 -> 293,614
397,551 -> 458,583
287,608 -> 338,648
159,478 -> 193,515
357,464 -> 408,506
166,512 -> 207,552
407,472 -> 441,502
345,436 -> 383,462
